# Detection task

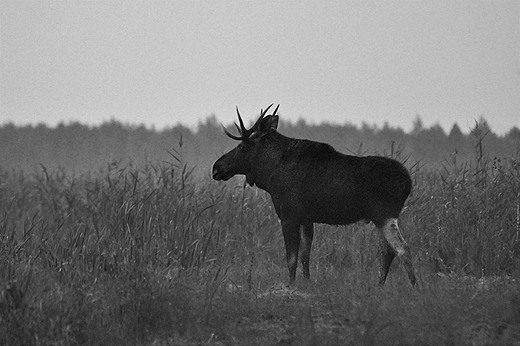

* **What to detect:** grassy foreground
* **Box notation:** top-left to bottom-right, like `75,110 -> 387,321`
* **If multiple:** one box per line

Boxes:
0,151 -> 519,345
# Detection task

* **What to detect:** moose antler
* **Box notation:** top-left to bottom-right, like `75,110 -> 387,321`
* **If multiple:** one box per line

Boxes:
271,104 -> 280,117
223,104 -> 274,141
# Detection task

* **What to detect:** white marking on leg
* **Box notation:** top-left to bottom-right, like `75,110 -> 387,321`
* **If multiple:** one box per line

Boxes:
288,252 -> 298,270
382,218 -> 407,256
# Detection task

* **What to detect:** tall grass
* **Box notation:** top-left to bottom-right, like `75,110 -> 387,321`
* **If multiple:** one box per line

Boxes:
405,129 -> 520,278
0,138 -> 519,345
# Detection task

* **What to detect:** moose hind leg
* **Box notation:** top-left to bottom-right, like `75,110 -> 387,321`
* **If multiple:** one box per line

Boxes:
378,236 -> 396,287
300,223 -> 314,280
282,221 -> 301,285
381,218 -> 417,286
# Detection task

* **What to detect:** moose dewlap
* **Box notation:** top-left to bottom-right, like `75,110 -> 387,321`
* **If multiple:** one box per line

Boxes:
212,104 -> 417,287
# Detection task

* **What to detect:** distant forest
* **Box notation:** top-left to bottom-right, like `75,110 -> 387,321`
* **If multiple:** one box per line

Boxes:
1,115 -> 519,177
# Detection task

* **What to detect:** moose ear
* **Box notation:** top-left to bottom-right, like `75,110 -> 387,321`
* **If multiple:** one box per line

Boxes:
261,115 -> 279,132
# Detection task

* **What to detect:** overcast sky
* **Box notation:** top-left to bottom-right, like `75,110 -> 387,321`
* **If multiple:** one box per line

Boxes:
1,1 -> 519,135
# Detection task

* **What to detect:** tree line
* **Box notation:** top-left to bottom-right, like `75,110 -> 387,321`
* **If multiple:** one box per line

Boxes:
0,115 -> 519,176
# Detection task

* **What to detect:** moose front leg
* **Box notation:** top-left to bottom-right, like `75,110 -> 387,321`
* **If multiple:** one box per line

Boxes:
300,223 -> 314,280
281,220 -> 301,285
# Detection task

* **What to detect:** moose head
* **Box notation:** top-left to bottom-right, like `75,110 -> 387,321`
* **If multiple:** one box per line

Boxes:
212,104 -> 280,186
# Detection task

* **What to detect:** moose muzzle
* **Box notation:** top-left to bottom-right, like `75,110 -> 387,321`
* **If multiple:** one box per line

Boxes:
212,161 -> 231,181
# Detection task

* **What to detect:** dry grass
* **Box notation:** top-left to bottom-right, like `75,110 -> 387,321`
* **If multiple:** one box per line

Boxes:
0,144 -> 519,345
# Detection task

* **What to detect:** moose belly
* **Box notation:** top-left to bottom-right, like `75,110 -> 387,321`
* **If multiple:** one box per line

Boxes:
302,196 -> 369,225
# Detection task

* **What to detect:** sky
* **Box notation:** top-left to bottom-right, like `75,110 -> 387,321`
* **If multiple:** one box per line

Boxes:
1,1 -> 519,135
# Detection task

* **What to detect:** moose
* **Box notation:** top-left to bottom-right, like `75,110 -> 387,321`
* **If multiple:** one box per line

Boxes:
212,104 -> 417,287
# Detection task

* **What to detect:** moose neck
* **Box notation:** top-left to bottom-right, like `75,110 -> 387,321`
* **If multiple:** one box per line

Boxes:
246,131 -> 291,192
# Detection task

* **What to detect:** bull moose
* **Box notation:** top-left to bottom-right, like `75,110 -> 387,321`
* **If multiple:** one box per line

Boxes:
212,104 -> 417,287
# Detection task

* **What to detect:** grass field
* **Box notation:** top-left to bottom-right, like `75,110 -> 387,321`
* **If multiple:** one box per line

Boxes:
1,147 -> 519,345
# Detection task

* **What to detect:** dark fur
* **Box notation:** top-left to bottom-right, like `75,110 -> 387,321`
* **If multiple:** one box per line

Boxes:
213,112 -> 415,286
